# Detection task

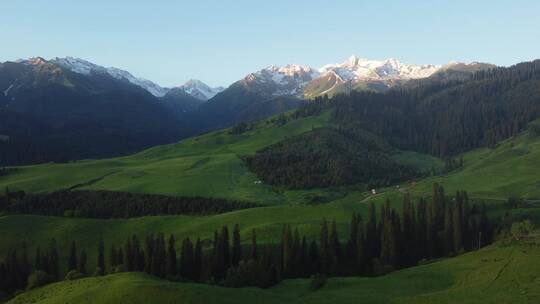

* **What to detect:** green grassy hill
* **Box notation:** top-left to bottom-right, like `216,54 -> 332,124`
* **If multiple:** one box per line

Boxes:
3,117 -> 540,273
0,111 -> 441,205
0,113 -> 332,205
8,235 -> 540,304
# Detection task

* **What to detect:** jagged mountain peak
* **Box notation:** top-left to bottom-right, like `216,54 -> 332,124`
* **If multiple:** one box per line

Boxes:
49,57 -> 169,97
177,79 -> 224,101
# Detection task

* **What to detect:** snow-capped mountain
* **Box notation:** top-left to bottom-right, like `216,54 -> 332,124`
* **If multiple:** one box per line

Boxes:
52,57 -> 170,97
239,64 -> 320,96
178,79 -> 224,101
319,55 -> 440,82
234,55 -> 488,98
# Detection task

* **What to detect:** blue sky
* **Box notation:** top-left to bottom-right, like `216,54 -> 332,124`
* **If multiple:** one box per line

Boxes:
1,0 -> 539,87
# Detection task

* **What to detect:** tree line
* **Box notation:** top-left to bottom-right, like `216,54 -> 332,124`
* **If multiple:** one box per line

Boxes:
0,189 -> 260,218
0,185 -> 494,296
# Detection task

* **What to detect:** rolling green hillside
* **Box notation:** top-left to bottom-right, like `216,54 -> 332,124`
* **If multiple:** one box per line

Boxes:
0,113 -> 332,204
0,110 -> 440,205
8,235 -> 540,304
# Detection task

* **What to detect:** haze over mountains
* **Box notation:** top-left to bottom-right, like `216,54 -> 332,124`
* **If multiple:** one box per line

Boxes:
0,55 -> 494,165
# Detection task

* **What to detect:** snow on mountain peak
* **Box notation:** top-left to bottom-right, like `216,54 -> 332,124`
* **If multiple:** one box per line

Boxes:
51,57 -> 169,97
178,79 -> 224,101
320,55 -> 441,81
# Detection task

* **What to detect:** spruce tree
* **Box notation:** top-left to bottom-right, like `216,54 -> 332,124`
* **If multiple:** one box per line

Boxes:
79,249 -> 87,274
443,202 -> 452,255
49,239 -> 59,279
68,241 -> 77,271
98,239 -> 105,274
232,224 -> 242,267
329,220 -> 341,275
250,229 -> 258,261
319,219 -> 329,274
166,234 -> 177,276
453,201 -> 464,254
194,238 -> 202,281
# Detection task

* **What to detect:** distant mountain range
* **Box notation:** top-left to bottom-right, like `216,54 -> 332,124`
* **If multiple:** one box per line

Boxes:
0,55 -> 496,165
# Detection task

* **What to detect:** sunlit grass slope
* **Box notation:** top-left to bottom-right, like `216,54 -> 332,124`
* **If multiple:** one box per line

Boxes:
0,113 -> 333,204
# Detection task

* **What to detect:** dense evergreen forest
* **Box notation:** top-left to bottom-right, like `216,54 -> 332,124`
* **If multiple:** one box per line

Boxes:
0,185 -> 495,295
244,128 -> 418,189
331,60 -> 540,157
0,190 -> 259,218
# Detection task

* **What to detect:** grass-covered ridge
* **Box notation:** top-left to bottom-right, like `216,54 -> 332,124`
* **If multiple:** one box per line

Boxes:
0,110 -> 441,205
0,113 -> 332,204
8,235 -> 540,304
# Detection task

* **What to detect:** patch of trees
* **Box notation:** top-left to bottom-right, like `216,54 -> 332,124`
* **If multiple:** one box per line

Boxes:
443,156 -> 464,173
0,185 -> 496,297
244,128 -> 419,189
332,60 -> 540,157
0,168 -> 16,177
229,122 -> 254,135
0,189 -> 260,218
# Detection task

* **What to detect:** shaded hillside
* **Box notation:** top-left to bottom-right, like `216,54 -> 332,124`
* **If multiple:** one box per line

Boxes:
0,59 -> 188,165
332,60 -> 540,156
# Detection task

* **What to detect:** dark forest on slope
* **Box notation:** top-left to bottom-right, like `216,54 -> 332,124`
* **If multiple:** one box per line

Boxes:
331,60 -> 540,157
244,127 -> 418,189
243,60 -> 540,189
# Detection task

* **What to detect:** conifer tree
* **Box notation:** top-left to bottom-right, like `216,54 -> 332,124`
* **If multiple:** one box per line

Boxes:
453,201 -> 464,254
68,241 -> 77,271
49,238 -> 59,279
79,249 -> 87,274
98,239 -> 105,274
250,229 -> 258,261
232,224 -> 242,267
194,238 -> 202,281
166,234 -> 177,277
329,220 -> 341,275
319,219 -> 330,274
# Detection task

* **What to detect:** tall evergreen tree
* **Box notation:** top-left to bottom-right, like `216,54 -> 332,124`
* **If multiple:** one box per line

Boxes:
98,239 -> 105,274
251,229 -> 258,261
68,241 -> 78,271
79,249 -> 87,274
166,234 -> 177,277
319,219 -> 330,274
329,220 -> 341,275
232,224 -> 242,267
49,238 -> 59,279
194,238 -> 202,281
